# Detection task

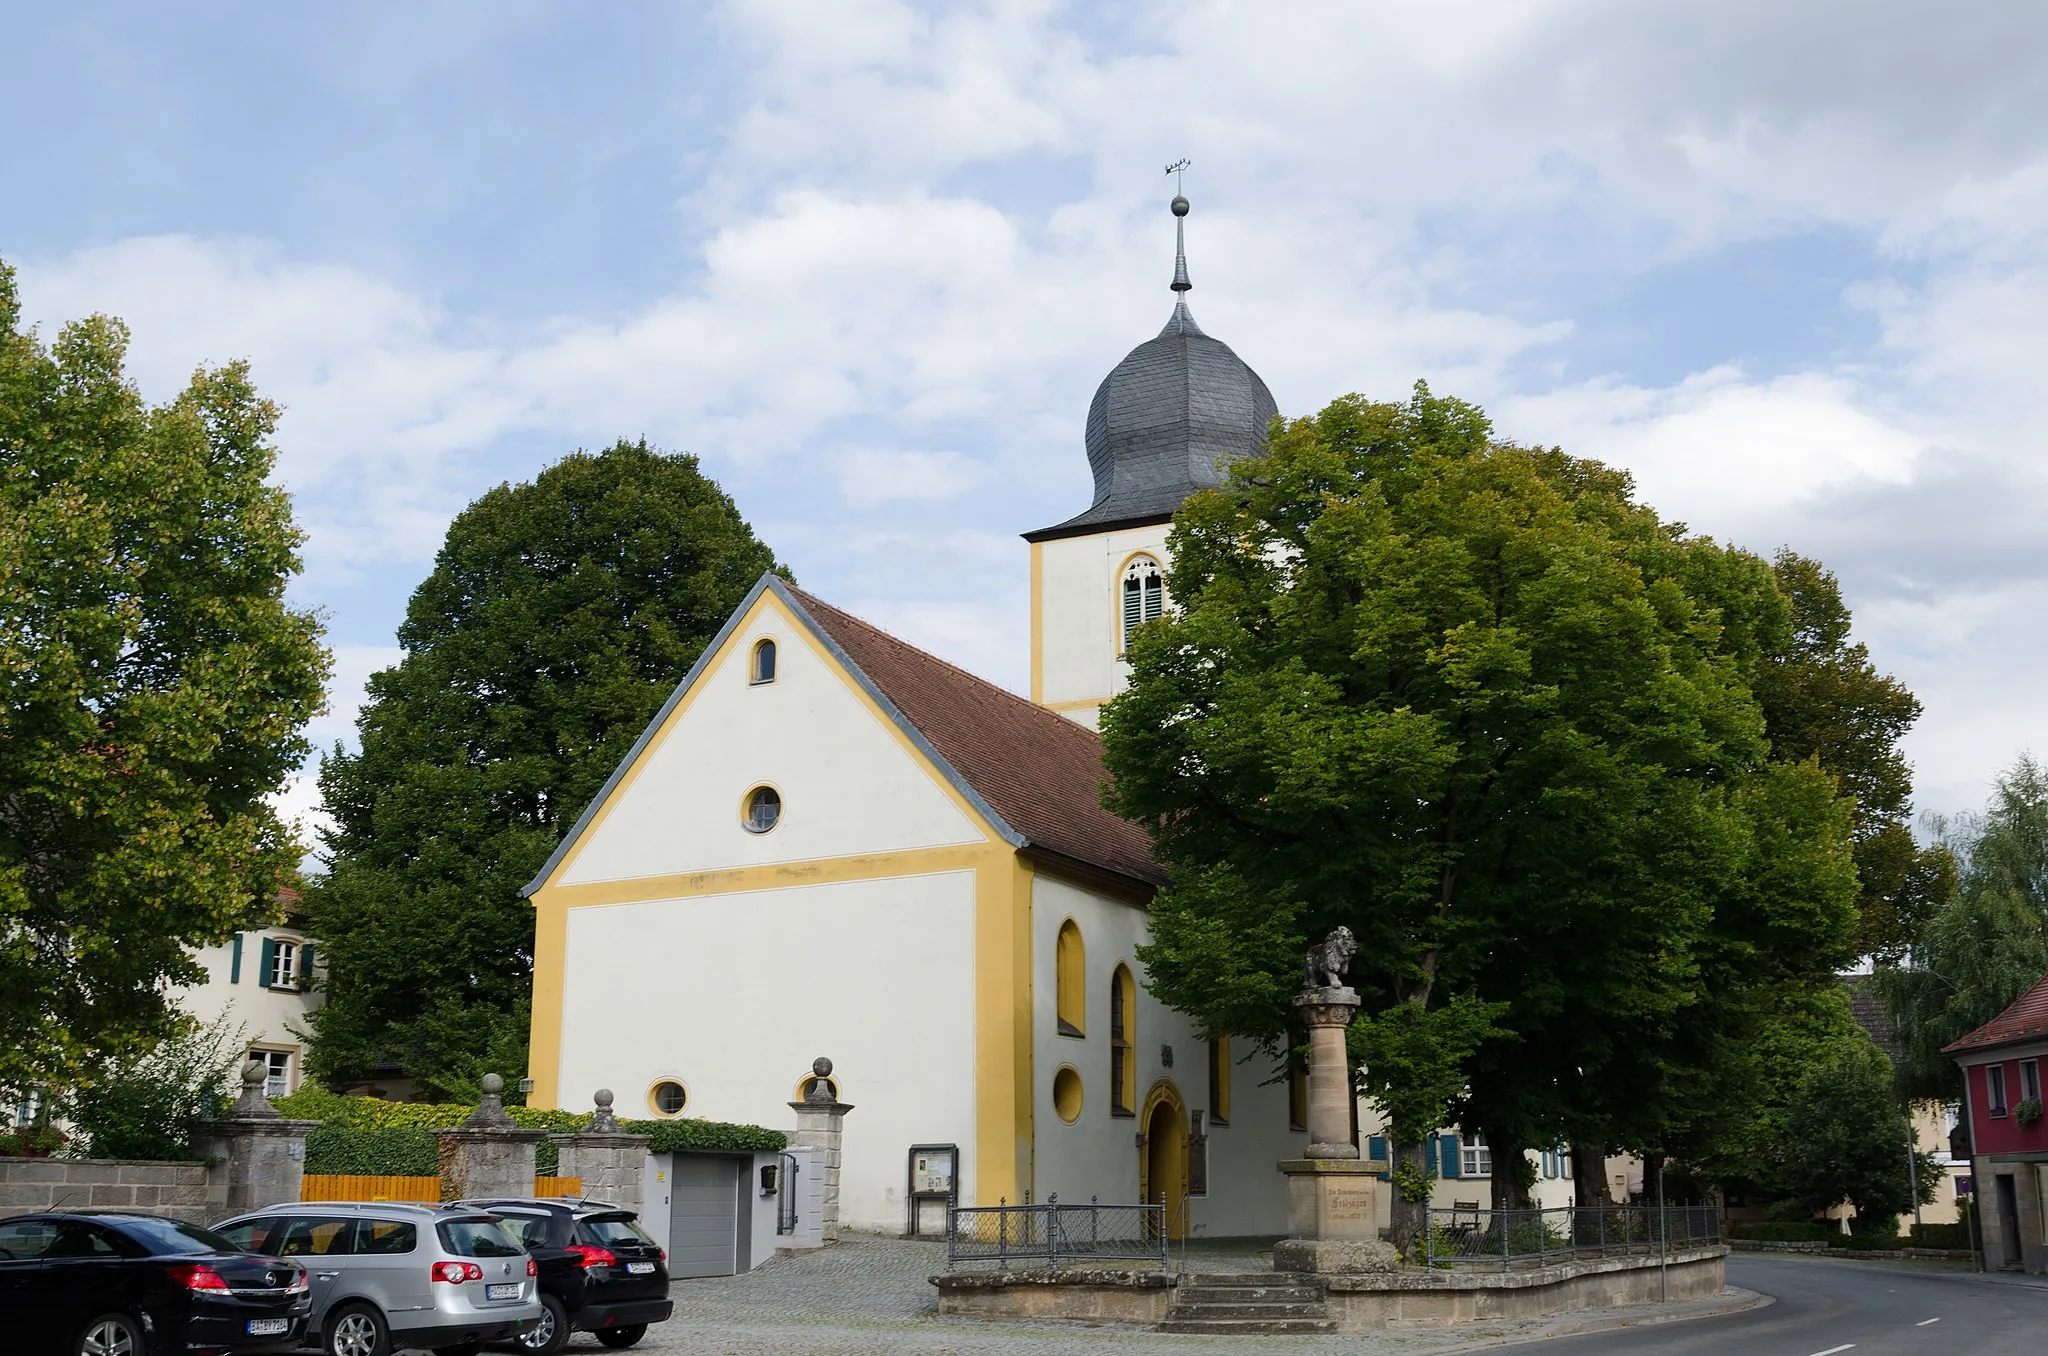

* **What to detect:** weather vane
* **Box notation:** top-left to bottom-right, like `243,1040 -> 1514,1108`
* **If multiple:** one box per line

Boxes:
1165,158 -> 1191,194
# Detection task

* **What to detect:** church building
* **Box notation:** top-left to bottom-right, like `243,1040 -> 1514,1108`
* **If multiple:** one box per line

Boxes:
523,197 -> 1304,1235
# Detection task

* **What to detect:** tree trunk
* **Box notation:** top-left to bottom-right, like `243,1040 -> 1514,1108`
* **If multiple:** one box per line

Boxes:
1571,1141 -> 1609,1206
1389,1136 -> 1429,1259
1488,1133 -> 1533,1214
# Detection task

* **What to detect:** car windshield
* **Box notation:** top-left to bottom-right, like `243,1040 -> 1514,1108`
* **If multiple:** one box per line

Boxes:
490,1212 -> 559,1250
437,1218 -> 525,1257
116,1217 -> 241,1256
581,1216 -> 657,1248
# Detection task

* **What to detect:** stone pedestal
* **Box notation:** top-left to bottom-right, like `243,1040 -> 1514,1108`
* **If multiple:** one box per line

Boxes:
437,1074 -> 546,1203
1276,983 -> 1399,1273
550,1089 -> 651,1212
192,1062 -> 322,1216
788,1057 -> 854,1243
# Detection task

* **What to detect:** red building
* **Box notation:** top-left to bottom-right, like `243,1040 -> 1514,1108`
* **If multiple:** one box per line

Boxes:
1946,972 -> 2048,1272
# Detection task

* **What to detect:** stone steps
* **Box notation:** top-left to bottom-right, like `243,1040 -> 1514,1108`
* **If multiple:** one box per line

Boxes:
1162,1272 -> 1334,1335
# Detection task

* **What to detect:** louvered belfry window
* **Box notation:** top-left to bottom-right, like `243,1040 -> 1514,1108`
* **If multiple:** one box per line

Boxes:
1121,557 -> 1166,652
1110,965 -> 1136,1116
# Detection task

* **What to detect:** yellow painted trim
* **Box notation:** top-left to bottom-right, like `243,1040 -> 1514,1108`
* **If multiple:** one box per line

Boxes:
748,635 -> 779,685
974,855 -> 1035,1205
529,893 -> 566,1109
738,780 -> 783,835
1041,697 -> 1104,714
1030,540 -> 1045,705
538,843 -> 1002,910
645,1076 -> 691,1119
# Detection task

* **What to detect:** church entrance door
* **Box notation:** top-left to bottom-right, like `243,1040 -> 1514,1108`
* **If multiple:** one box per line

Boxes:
1139,1082 -> 1188,1238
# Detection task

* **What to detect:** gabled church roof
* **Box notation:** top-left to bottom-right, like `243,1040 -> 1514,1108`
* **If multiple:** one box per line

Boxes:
523,574 -> 1167,898
784,583 -> 1167,889
1944,971 -> 2048,1055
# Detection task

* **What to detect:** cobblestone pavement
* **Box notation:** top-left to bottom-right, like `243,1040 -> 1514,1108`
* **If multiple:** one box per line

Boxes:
430,1234 -> 1730,1356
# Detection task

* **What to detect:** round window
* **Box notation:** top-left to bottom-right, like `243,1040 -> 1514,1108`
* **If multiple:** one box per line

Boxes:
742,785 -> 782,833
1053,1066 -> 1083,1124
649,1080 -> 688,1116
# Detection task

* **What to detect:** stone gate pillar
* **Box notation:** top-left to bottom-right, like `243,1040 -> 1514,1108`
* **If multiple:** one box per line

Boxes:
437,1074 -> 546,1202
551,1089 -> 651,1213
788,1057 -> 854,1243
193,1061 -> 323,1216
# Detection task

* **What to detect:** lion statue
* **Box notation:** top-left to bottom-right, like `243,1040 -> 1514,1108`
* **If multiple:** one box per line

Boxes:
1304,926 -> 1358,990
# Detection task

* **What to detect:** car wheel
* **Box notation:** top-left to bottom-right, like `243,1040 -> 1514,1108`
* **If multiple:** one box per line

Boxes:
515,1295 -> 570,1356
595,1326 -> 647,1350
75,1314 -> 144,1356
324,1302 -> 391,1356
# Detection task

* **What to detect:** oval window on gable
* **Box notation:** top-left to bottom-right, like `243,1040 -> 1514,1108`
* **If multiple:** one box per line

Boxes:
751,638 -> 777,684
648,1079 -> 688,1117
742,785 -> 782,833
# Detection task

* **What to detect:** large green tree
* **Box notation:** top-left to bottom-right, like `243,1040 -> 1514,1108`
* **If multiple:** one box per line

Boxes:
0,260 -> 328,1095
1101,386 -> 1859,1244
307,440 -> 782,1099
1877,756 -> 2048,1102
1779,1032 -> 1942,1233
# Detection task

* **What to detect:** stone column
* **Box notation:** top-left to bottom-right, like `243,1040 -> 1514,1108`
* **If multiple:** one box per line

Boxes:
1273,960 -> 1397,1275
437,1074 -> 547,1203
550,1089 -> 652,1214
787,1057 -> 854,1243
193,1061 -> 323,1217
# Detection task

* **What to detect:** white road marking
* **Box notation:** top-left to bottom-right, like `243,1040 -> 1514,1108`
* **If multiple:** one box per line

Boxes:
1807,1347 -> 1856,1356
1917,1317 -> 1940,1326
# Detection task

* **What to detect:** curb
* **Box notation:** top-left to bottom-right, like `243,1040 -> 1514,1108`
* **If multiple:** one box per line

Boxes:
1422,1286 -> 1773,1352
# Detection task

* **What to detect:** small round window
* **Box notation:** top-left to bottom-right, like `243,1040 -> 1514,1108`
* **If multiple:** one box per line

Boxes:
648,1080 -> 688,1117
742,785 -> 782,833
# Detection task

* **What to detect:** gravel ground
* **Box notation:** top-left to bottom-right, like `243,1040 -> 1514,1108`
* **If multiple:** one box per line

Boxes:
420,1233 -> 1743,1356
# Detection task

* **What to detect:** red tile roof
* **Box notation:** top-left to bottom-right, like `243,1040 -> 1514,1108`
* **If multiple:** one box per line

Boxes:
1944,972 -> 2048,1055
786,585 -> 1167,890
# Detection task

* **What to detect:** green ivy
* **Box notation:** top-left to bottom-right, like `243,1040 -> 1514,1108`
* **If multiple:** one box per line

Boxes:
622,1118 -> 786,1153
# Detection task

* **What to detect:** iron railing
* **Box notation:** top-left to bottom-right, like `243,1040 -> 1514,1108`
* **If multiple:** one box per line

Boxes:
1422,1204 -> 1721,1271
946,1194 -> 1170,1270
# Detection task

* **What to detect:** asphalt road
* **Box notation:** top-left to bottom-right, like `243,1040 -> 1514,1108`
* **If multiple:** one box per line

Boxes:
1538,1254 -> 2048,1356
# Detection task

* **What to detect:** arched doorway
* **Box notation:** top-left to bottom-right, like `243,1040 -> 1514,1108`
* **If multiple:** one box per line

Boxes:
1137,1081 -> 1188,1238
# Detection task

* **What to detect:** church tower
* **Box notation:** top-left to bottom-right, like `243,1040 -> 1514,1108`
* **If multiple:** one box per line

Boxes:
1025,194 -> 1278,728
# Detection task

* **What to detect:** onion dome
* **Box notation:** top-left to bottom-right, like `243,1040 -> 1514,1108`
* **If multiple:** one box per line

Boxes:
1026,194 -> 1277,541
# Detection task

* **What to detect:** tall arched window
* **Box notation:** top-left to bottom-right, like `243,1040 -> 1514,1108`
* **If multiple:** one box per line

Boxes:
750,638 -> 777,684
1110,964 -> 1137,1116
1120,556 -> 1166,652
1056,920 -> 1086,1037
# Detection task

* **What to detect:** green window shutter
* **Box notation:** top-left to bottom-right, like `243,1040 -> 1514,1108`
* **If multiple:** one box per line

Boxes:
230,935 -> 243,985
1440,1133 -> 1461,1178
297,944 -> 315,990
1123,580 -> 1140,637
1368,1135 -> 1388,1180
259,938 -> 276,989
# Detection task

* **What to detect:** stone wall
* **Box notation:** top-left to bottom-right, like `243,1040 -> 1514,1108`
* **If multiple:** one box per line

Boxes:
933,1270 -> 1177,1324
1323,1246 -> 1727,1327
0,1158 -> 212,1223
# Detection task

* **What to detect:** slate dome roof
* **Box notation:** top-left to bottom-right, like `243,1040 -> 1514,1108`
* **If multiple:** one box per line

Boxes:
1025,201 -> 1277,541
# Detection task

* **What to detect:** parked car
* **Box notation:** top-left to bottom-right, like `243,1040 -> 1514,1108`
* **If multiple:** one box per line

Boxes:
0,1210 -> 311,1356
211,1202 -> 542,1356
454,1198 -> 672,1353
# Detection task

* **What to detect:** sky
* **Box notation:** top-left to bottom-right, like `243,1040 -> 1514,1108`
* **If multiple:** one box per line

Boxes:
7,1 -> 2048,842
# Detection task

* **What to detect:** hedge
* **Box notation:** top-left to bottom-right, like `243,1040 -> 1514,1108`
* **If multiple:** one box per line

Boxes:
1909,1220 -> 1970,1250
284,1084 -> 784,1176
1729,1221 -> 1837,1242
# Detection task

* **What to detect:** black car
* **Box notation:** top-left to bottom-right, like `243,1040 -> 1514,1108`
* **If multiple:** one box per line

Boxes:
0,1211 -> 311,1356
455,1199 -> 670,1353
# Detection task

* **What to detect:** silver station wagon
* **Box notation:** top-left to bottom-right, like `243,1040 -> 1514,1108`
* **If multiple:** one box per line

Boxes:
213,1202 -> 543,1356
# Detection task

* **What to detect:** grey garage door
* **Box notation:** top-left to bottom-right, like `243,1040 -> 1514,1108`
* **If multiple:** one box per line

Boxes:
667,1155 -> 743,1278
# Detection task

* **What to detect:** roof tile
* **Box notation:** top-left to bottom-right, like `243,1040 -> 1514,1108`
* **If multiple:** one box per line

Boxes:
1944,971 -> 2048,1054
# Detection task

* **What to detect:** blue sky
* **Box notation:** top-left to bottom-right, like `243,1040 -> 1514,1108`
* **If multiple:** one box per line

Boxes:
9,1 -> 2048,836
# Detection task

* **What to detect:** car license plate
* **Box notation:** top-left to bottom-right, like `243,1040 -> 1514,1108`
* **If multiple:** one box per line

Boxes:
247,1319 -> 290,1336
487,1282 -> 522,1301
626,1261 -> 654,1274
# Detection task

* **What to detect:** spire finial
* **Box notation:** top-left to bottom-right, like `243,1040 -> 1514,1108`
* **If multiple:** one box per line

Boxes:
1165,159 -> 1193,294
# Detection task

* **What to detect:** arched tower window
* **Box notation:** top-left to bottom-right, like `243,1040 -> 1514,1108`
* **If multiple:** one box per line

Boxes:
750,638 -> 777,684
1120,556 -> 1166,653
1056,920 -> 1085,1037
1110,964 -> 1137,1116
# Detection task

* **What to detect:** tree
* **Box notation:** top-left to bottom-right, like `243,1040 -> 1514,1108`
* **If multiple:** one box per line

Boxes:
1877,757 -> 2048,1102
0,260 -> 328,1098
1100,385 -> 1857,1247
307,440 -> 782,1099
1780,1033 -> 1941,1234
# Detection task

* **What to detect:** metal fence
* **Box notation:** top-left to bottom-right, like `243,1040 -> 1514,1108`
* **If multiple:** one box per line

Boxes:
1422,1204 -> 1721,1271
946,1195 -> 1170,1270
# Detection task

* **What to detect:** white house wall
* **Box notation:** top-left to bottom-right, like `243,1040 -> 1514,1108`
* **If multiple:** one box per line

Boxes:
1036,523 -> 1170,728
179,932 -> 321,1093
1029,873 -> 1293,1237
559,600 -> 989,886
556,871 -> 978,1234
